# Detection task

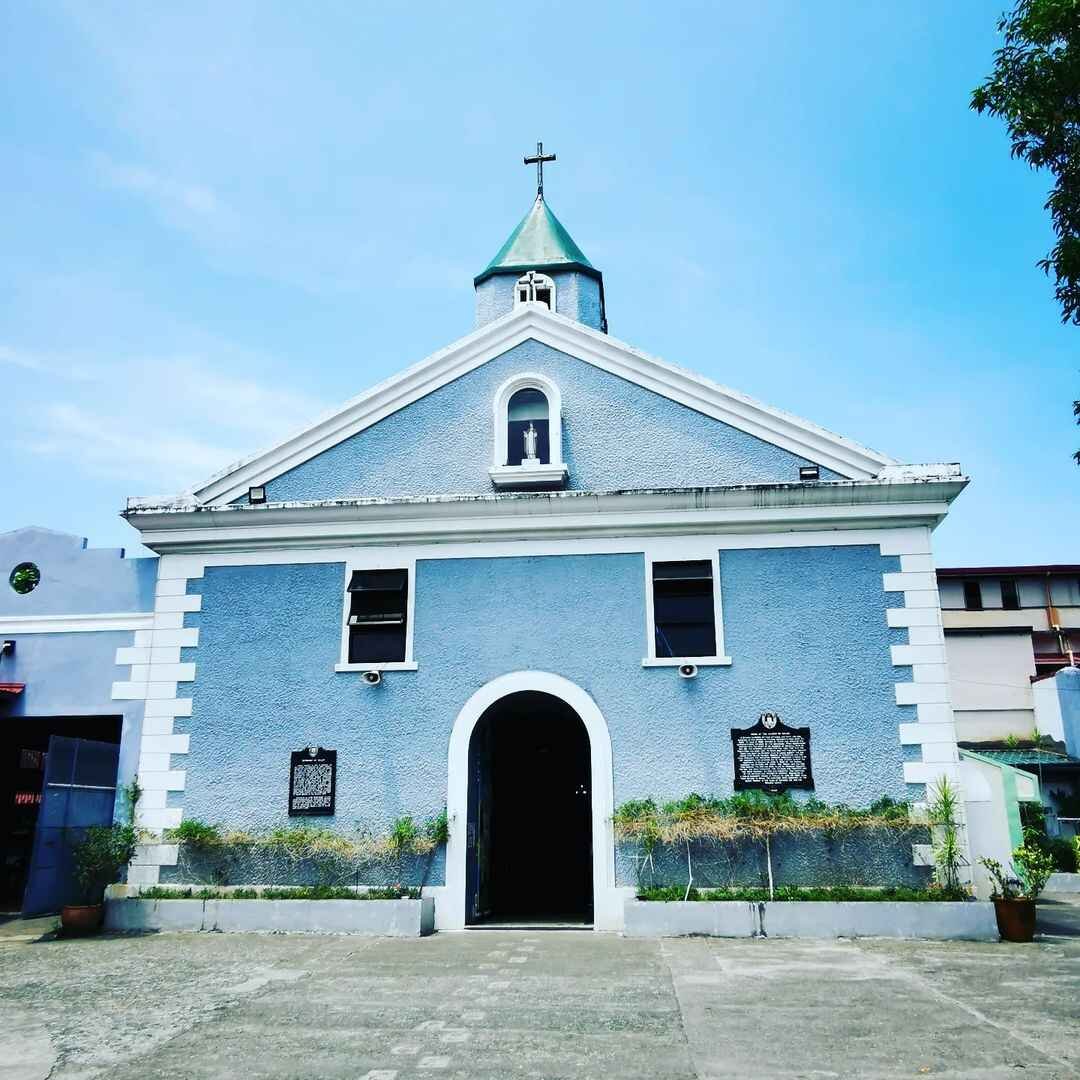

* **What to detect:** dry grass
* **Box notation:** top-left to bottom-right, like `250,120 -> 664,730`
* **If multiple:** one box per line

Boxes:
613,792 -> 915,847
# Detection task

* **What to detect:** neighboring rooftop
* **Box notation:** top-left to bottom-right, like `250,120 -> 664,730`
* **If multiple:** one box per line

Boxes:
937,565 -> 1080,577
959,745 -> 1080,768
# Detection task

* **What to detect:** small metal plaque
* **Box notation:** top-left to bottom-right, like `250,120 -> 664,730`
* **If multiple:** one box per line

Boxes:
288,747 -> 336,816
731,713 -> 814,793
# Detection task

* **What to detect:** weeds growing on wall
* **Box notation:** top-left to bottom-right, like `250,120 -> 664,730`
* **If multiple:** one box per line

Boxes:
166,811 -> 449,860
613,791 -> 912,844
162,812 -> 449,889
615,791 -> 925,901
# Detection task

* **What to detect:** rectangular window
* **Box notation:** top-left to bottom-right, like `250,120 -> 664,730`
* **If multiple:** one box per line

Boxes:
962,580 -> 983,611
652,560 -> 716,658
1000,578 -> 1020,611
347,568 -> 408,663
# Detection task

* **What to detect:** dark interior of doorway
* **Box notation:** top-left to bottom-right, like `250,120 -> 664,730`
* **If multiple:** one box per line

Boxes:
468,691 -> 593,926
0,716 -> 121,911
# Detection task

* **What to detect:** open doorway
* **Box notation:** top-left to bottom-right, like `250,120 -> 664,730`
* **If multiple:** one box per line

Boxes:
466,691 -> 592,925
0,717 -> 121,914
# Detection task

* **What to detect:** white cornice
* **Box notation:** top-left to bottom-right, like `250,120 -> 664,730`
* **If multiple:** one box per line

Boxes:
125,478 -> 966,554
161,308 -> 897,509
0,611 -> 155,634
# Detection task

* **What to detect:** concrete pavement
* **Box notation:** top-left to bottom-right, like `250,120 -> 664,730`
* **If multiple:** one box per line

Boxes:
0,897 -> 1077,1079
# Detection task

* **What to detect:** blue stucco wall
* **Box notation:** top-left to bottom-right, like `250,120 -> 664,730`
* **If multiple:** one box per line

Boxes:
0,528 -> 155,812
0,528 -> 156,617
259,339 -> 839,503
474,270 -> 604,331
0,629 -> 144,802
173,544 -> 909,865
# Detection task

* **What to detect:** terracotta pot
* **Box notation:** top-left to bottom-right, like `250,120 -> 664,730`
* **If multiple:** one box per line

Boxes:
992,897 -> 1037,942
60,904 -> 104,936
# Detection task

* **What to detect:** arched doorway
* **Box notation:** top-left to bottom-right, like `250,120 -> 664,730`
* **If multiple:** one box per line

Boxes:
466,691 -> 591,924
444,672 -> 617,931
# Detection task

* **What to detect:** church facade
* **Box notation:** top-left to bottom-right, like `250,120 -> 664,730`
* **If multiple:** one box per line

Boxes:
116,182 -> 968,931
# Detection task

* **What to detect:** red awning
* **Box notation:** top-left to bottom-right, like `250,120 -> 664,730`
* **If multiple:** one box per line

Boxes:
0,683 -> 25,696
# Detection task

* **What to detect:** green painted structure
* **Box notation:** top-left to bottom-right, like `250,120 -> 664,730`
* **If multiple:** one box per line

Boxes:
475,196 -> 599,284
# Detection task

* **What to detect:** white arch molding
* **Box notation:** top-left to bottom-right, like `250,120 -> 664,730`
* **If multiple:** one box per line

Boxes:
488,371 -> 569,489
439,671 -> 621,931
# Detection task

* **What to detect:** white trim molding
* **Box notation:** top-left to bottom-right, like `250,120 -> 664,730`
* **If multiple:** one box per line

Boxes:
0,611 -> 154,635
143,305 -> 901,509
513,272 -> 556,312
125,477 -> 967,556
489,370 -> 567,490
442,670 -> 618,932
336,555 -> 418,674
642,547 -> 732,667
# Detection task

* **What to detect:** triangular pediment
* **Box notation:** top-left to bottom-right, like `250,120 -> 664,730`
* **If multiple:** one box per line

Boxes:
180,307 -> 894,508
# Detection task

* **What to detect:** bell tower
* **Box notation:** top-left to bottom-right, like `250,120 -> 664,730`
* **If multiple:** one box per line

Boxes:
474,143 -> 607,333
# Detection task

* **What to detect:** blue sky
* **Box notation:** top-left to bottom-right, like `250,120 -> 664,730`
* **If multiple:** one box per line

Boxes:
1,2 -> 1076,565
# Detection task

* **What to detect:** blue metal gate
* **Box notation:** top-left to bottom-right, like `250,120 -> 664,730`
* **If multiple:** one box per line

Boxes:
22,737 -> 119,916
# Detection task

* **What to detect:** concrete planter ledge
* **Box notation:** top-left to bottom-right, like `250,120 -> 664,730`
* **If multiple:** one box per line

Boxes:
623,899 -> 998,941
105,896 -> 435,937
1045,873 -> 1080,894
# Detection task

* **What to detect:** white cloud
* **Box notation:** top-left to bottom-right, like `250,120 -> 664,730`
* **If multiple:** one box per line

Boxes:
0,344 -> 95,380
13,347 -> 328,495
0,345 -> 43,371
91,152 -> 222,218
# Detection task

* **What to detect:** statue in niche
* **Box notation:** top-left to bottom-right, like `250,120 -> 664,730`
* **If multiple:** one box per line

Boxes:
523,421 -> 539,462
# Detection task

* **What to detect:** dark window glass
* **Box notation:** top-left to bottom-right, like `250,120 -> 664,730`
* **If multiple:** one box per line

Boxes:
506,387 -> 550,465
962,580 -> 983,611
534,286 -> 552,308
1000,578 -> 1020,611
347,568 -> 408,663
653,560 -> 716,658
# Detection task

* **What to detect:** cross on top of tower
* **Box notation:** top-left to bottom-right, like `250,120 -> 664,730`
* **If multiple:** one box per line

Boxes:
523,141 -> 556,200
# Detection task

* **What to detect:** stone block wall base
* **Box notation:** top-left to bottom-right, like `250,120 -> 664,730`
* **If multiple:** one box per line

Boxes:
623,899 -> 998,941
105,897 -> 435,936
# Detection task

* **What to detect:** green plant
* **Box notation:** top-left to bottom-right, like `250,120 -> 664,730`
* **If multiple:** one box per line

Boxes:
140,886 -> 194,899
1019,802 -> 1077,871
120,779 -> 141,825
637,884 -> 967,902
167,819 -> 222,847
979,856 -> 1020,899
388,815 -> 419,856
71,824 -> 138,905
1014,844 -> 1056,899
972,0 -> 1080,331
981,845 -> 1056,901
927,777 -> 966,893
1004,733 -> 1020,749
424,810 -> 449,847
612,792 -> 914,845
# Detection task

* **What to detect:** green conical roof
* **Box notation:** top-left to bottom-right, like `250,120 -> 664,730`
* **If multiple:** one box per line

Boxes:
475,197 -> 597,284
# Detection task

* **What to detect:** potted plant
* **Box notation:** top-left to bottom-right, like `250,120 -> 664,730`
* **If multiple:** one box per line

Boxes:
980,845 -> 1056,942
63,823 -> 137,935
